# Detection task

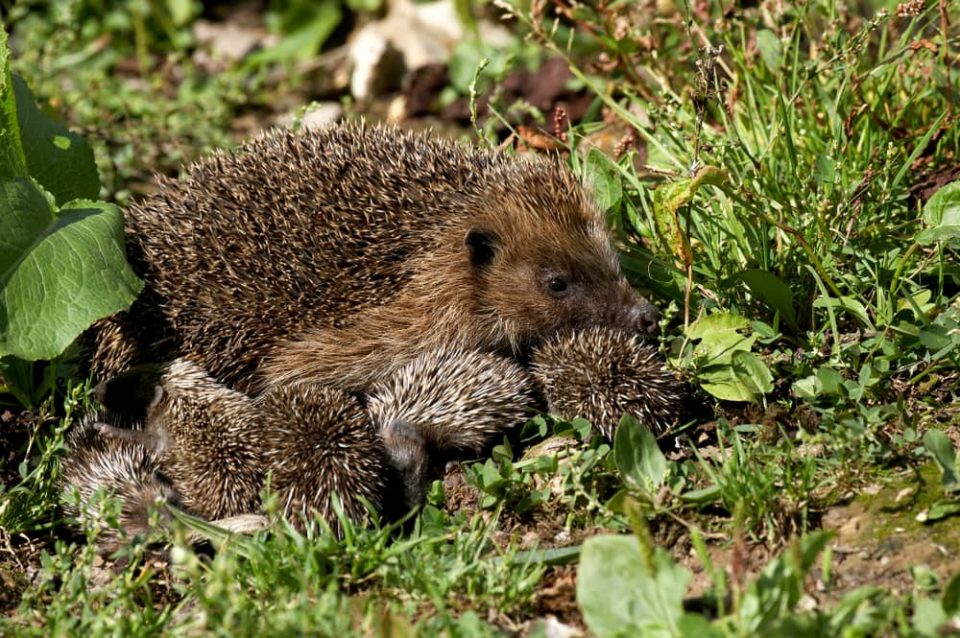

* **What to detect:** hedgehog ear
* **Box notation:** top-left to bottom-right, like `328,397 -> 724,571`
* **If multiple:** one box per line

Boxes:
465,228 -> 498,268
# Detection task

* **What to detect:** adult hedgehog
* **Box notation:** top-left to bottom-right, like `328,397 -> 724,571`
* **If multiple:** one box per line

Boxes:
94,123 -> 659,392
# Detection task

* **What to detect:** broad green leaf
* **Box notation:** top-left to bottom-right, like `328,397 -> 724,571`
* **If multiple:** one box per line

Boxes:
923,431 -> 960,491
698,351 -> 772,402
678,614 -> 725,638
926,500 -> 960,522
918,181 -> 960,244
918,325 -> 954,352
917,226 -> 960,243
0,178 -> 51,276
614,414 -> 667,491
792,374 -> 820,400
571,417 -> 593,440
913,597 -> 948,636
0,178 -> 143,360
815,366 -> 845,395
756,29 -> 782,74
942,572 -> 960,614
652,165 -> 728,266
731,350 -> 773,394
686,312 -> 755,365
0,28 -> 26,180
13,75 -> 99,204
737,269 -> 798,329
813,295 -> 874,329
578,535 -> 690,638
921,180 -> 960,226
585,148 -> 623,212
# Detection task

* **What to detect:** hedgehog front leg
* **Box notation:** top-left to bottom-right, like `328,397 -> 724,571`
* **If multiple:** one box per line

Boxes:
365,345 -> 538,507
378,418 -> 431,509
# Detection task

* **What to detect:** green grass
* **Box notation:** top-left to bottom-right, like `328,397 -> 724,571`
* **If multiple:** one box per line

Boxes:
3,0 -> 960,635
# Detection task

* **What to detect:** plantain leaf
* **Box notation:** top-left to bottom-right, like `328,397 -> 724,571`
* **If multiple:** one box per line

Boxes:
697,351 -> 773,402
614,414 -> 667,492
917,180 -> 960,244
686,312 -> 756,366
737,269 -> 798,329
0,28 -> 26,180
0,178 -> 143,360
12,75 -> 99,204
578,535 -> 690,638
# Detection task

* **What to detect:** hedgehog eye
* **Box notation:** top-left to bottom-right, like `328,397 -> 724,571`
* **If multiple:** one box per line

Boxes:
547,277 -> 569,297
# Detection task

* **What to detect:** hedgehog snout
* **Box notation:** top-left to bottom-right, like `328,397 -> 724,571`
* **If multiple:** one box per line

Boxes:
611,284 -> 660,335
630,297 -> 660,334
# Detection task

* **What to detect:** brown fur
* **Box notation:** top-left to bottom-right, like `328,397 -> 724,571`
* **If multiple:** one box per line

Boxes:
103,123 -> 657,393
530,327 -> 681,439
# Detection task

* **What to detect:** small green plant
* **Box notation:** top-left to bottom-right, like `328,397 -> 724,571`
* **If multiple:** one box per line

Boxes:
676,311 -> 774,402
0,379 -> 92,534
0,30 -> 142,364
921,430 -> 960,522
577,520 -> 960,637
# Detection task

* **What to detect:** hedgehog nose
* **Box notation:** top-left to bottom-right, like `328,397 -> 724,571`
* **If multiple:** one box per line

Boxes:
630,299 -> 660,334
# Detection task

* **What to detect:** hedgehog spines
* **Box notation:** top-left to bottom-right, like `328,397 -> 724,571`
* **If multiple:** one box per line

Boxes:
530,327 -> 681,440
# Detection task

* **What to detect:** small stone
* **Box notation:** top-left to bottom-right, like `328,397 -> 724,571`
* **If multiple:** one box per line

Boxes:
194,20 -> 272,61
298,103 -> 344,131
539,616 -> 583,638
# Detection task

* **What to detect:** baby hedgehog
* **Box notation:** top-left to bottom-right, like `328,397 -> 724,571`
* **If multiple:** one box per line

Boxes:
94,358 -> 265,521
71,347 -> 537,537
258,383 -> 390,533
530,327 -> 681,440
367,344 -> 538,507
94,123 -> 659,393
61,417 -> 181,552
94,363 -> 395,533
